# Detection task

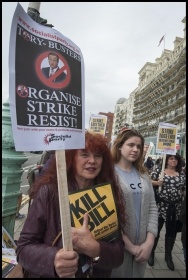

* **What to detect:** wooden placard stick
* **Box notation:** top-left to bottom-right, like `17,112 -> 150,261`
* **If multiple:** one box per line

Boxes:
158,153 -> 166,192
55,150 -> 75,278
55,150 -> 72,249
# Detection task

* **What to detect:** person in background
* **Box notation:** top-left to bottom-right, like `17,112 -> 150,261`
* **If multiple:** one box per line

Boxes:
148,153 -> 186,271
179,193 -> 186,264
16,131 -> 126,278
26,151 -> 55,210
144,156 -> 154,174
155,157 -> 162,169
110,128 -> 158,278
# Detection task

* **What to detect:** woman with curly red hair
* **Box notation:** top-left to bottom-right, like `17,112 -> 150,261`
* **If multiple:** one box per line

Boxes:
16,131 -> 126,278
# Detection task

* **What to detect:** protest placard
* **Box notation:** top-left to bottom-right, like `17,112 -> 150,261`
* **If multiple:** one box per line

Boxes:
9,3 -> 85,152
9,3 -> 85,262
156,122 -> 177,155
69,183 -> 119,242
88,114 -> 107,136
156,122 -> 177,191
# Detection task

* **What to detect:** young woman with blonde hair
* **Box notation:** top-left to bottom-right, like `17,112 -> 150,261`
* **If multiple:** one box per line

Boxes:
110,128 -> 158,278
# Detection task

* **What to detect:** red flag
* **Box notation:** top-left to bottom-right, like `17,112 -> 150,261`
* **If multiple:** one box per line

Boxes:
158,35 -> 165,47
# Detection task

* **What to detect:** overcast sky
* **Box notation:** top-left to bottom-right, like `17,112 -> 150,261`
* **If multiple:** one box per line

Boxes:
2,2 -> 186,128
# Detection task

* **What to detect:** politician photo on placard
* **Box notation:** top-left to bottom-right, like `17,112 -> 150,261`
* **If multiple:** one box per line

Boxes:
41,52 -> 67,83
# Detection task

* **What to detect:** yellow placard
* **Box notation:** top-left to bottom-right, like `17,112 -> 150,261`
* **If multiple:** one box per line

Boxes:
156,123 -> 177,154
88,114 -> 107,136
69,183 -> 118,242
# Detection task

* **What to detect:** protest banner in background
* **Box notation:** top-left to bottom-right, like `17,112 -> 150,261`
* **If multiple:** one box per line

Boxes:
69,183 -> 119,242
156,122 -> 177,155
88,114 -> 107,136
156,123 -> 177,192
9,3 -> 85,151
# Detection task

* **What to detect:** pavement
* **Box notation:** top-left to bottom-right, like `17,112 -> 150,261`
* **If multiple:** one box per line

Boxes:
14,202 -> 186,278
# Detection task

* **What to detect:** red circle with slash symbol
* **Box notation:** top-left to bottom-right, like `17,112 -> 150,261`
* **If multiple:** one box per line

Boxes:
36,51 -> 71,89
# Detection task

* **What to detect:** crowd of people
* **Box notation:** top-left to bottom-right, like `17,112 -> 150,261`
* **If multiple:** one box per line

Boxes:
15,129 -> 186,278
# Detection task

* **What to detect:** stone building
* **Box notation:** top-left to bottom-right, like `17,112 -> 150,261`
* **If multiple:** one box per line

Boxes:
111,91 -> 136,140
132,17 -> 186,156
107,17 -> 186,156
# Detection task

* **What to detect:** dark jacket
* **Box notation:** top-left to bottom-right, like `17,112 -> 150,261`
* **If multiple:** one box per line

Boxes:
16,185 -> 124,278
42,67 -> 66,83
145,157 -> 154,170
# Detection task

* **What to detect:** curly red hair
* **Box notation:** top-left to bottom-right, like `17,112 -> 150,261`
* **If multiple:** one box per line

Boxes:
30,131 -> 126,229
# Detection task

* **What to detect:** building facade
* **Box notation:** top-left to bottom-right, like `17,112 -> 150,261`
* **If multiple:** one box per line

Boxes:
103,17 -> 186,157
112,97 -> 127,138
132,17 -> 186,157
111,90 -> 136,141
